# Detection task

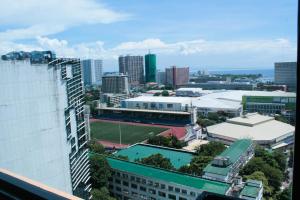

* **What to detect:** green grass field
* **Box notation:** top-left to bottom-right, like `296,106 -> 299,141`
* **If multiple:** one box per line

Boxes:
90,121 -> 168,144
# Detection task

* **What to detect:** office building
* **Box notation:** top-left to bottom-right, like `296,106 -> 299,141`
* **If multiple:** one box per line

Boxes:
119,55 -> 144,85
0,51 -> 90,198
81,59 -> 103,86
102,73 -> 129,94
156,70 -> 166,85
166,66 -> 189,88
274,62 -> 297,91
145,53 -> 156,83
106,143 -> 262,200
206,113 -> 295,149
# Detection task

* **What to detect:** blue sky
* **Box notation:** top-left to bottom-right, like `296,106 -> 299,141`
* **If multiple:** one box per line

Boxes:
0,0 -> 297,71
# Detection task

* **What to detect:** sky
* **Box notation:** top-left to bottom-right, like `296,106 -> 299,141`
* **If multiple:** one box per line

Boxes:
0,0 -> 297,71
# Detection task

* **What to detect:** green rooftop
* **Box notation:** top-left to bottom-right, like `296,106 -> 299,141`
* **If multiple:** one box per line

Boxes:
240,184 -> 261,198
107,157 -> 230,195
203,139 -> 252,176
114,144 -> 194,169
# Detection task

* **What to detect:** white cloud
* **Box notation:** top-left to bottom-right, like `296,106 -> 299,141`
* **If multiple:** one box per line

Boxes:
0,0 -> 130,41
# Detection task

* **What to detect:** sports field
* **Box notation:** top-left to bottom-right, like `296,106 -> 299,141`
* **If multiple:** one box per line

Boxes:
90,121 -> 168,144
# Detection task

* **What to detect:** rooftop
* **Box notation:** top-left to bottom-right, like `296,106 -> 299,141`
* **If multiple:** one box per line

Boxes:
114,144 -> 195,169
240,180 -> 262,198
207,113 -> 295,141
107,157 -> 230,194
123,96 -> 193,104
203,139 -> 252,176
243,90 -> 296,97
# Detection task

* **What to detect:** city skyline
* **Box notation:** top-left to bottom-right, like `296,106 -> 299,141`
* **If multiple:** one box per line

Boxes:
0,0 -> 297,71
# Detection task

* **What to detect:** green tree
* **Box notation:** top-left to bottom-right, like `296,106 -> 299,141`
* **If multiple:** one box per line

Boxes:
147,135 -> 169,146
195,141 -> 226,157
169,135 -> 184,149
288,150 -> 293,168
275,115 -> 289,124
90,154 -> 112,188
153,92 -> 161,96
179,156 -> 213,176
137,154 -> 175,170
276,184 -> 292,200
197,118 -> 216,127
91,187 -> 116,200
88,139 -> 105,154
161,90 -> 169,96
207,112 -> 219,121
273,150 -> 287,172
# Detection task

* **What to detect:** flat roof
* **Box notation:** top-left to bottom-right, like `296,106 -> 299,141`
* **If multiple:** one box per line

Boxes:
114,144 -> 194,169
243,91 -> 296,97
203,140 -> 252,176
123,96 -> 192,104
107,157 -> 230,194
207,114 -> 295,141
226,113 -> 274,126
240,184 -> 260,198
97,107 -> 190,115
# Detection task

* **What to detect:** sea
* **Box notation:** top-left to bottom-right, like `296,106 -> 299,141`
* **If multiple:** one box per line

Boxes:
208,68 -> 274,82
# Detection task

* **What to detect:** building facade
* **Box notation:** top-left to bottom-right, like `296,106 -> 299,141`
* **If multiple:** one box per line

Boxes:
0,51 -> 90,199
166,66 -> 189,88
145,54 -> 156,83
119,55 -> 144,85
102,74 -> 129,94
156,70 -> 166,85
81,59 -> 103,86
274,62 -> 297,91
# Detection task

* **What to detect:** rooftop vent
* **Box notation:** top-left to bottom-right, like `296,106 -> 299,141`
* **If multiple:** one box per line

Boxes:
211,156 -> 231,167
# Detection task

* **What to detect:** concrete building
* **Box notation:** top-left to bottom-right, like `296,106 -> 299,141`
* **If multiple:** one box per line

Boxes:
106,143 -> 262,200
239,180 -> 263,200
166,66 -> 189,88
274,62 -> 297,91
102,73 -> 129,94
121,96 -> 192,112
100,93 -> 130,107
176,88 -> 213,97
242,91 -> 296,124
0,51 -> 90,199
203,139 -> 255,183
119,55 -> 144,85
156,70 -> 166,85
206,113 -> 295,149
108,144 -> 231,200
183,82 -> 255,90
145,53 -> 156,83
81,59 -> 103,86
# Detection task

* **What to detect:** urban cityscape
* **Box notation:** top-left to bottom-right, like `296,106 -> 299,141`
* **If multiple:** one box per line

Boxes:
0,1 -> 297,200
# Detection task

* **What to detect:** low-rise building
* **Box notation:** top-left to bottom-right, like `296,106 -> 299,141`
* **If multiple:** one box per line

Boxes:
101,93 -> 130,107
206,113 -> 295,149
203,139 -> 254,183
176,88 -> 213,97
239,180 -> 263,200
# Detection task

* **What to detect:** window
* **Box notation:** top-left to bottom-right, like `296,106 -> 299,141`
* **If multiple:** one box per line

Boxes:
136,177 -> 141,183
131,183 -> 137,189
123,181 -> 129,187
168,194 -> 176,200
149,188 -> 156,194
116,172 -> 120,177
148,180 -> 153,186
130,176 -> 135,181
167,104 -> 173,108
168,186 -> 174,191
175,188 -> 180,193
115,179 -> 121,184
123,189 -> 129,194
182,189 -> 187,194
116,186 -> 121,192
132,192 -> 138,197
179,197 -> 187,200
154,182 -> 159,188
161,184 -> 166,189
140,186 -> 146,192
122,173 -> 129,179
158,191 -> 166,197
142,179 -> 146,184
190,191 -> 196,196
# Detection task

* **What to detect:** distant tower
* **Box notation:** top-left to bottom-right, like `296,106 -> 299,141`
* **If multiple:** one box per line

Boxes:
145,52 -> 156,83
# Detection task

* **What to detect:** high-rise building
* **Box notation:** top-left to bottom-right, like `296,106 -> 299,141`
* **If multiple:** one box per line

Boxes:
102,73 -> 129,94
145,53 -> 156,83
274,62 -> 297,91
81,59 -> 103,86
0,51 -> 90,199
156,70 -> 166,85
165,66 -> 189,88
119,55 -> 144,85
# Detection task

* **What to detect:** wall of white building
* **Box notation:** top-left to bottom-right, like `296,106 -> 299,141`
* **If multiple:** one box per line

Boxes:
0,60 -> 72,193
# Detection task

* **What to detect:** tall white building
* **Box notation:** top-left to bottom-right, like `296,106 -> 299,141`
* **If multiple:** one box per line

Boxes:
0,51 -> 90,199
81,59 -> 103,86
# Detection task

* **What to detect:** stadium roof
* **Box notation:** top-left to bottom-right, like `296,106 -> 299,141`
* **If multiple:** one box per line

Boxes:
107,157 -> 230,194
207,113 -> 295,142
203,139 -> 252,176
114,144 -> 194,169
123,96 -> 192,104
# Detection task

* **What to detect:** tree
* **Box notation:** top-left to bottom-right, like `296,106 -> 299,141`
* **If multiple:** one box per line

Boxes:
90,154 -> 112,188
244,171 -> 273,197
147,135 -> 169,146
275,115 -> 289,124
207,112 -> 219,121
179,156 -> 213,176
153,92 -> 161,96
137,154 -> 175,170
288,150 -> 293,168
88,139 -> 105,154
273,150 -> 287,172
276,183 -> 292,200
161,90 -> 169,96
197,118 -> 216,127
91,187 -> 116,200
195,141 -> 226,157
169,135 -> 184,149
